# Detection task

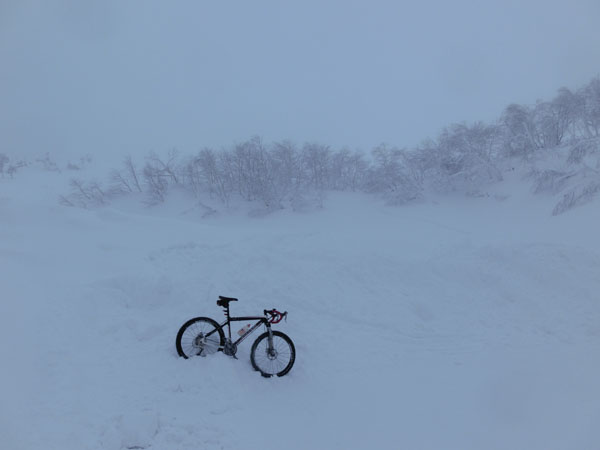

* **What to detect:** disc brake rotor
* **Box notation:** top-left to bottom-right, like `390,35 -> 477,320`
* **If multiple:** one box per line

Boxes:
267,348 -> 278,360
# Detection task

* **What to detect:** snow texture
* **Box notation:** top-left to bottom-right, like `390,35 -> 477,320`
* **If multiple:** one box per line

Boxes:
1,162 -> 600,450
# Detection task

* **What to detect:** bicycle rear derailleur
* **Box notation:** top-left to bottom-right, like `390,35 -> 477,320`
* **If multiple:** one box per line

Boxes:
223,339 -> 238,359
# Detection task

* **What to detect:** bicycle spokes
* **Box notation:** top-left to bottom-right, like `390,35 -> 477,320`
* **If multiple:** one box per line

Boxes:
250,331 -> 295,377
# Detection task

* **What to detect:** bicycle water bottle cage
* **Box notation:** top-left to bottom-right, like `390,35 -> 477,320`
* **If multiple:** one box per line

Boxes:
217,296 -> 238,307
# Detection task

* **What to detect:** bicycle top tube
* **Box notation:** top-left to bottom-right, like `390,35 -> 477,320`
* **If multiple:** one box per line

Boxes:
228,315 -> 267,322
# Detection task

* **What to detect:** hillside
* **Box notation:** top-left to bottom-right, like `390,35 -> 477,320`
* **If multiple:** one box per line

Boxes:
1,163 -> 599,449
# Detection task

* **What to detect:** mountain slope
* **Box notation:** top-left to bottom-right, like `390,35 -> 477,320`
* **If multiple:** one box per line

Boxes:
1,168 -> 600,449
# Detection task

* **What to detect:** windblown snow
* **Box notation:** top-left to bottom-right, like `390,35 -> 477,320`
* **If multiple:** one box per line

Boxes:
1,164 -> 600,450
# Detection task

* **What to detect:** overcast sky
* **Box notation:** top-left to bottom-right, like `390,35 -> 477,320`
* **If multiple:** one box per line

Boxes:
1,0 -> 599,159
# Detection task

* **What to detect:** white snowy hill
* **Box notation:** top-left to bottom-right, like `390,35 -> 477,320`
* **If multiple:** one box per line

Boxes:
1,159 -> 600,450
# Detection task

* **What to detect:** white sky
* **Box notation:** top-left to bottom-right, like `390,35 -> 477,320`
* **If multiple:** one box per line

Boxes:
1,0 -> 599,158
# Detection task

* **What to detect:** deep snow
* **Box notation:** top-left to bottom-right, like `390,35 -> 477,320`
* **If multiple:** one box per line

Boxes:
1,165 -> 600,450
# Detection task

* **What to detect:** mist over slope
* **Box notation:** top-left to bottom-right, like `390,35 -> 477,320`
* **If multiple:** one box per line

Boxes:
1,161 -> 599,449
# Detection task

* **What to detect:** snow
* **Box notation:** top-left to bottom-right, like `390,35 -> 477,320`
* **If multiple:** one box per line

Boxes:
1,164 -> 600,449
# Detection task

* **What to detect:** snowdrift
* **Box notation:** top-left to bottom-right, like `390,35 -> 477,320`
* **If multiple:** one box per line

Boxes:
1,165 -> 600,450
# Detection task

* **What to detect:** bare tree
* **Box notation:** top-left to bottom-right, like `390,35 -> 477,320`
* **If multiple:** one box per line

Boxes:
184,148 -> 231,204
567,139 -> 600,165
36,153 -> 61,172
550,87 -> 579,142
329,148 -> 368,191
501,104 -> 539,156
143,163 -> 169,204
301,142 -> 331,191
531,99 -> 569,149
577,77 -> 600,138
366,144 -> 422,203
269,140 -> 304,205
412,122 -> 503,194
501,90 -> 578,155
62,178 -> 108,208
110,156 -> 143,194
141,150 -> 182,203
124,156 -> 143,192
225,136 -> 280,207
553,179 -> 600,215
7,160 -> 27,178
146,149 -> 180,184
437,122 -> 501,160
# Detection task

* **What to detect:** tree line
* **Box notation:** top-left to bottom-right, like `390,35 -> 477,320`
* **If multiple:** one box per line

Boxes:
48,75 -> 600,213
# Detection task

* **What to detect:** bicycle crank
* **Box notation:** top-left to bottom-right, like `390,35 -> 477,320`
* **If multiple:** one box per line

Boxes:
223,340 -> 238,359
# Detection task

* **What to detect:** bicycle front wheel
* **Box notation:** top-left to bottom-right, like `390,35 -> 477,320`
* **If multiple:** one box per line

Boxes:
176,317 -> 224,359
250,330 -> 295,377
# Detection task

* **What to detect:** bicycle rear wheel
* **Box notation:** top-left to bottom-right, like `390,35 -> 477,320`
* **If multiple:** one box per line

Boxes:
176,317 -> 224,358
250,331 -> 295,377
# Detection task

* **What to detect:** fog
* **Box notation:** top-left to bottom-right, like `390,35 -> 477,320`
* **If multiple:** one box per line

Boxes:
1,0 -> 599,159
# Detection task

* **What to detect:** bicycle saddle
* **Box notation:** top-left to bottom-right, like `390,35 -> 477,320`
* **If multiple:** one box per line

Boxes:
217,296 -> 238,307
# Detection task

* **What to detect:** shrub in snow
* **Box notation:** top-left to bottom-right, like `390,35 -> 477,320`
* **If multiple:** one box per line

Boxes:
0,154 -> 27,178
36,152 -> 61,172
414,122 -> 503,195
501,89 -> 578,157
52,75 -> 600,214
60,178 -> 108,208
329,148 -> 368,191
552,179 -> 600,215
230,136 -> 280,206
576,76 -> 600,138
435,152 -> 503,195
501,103 -> 539,157
110,155 -> 143,195
6,160 -> 27,177
143,163 -> 169,204
268,140 -> 306,208
142,150 -> 180,204
300,142 -> 331,191
364,144 -> 423,204
65,155 -> 92,171
530,169 -> 577,195
530,91 -> 576,149
182,148 -> 231,204
566,138 -> 600,165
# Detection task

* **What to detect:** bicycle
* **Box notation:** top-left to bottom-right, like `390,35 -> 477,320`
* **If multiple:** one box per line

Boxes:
175,296 -> 296,377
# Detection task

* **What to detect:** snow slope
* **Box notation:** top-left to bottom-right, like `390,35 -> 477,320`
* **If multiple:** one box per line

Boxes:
1,165 -> 600,450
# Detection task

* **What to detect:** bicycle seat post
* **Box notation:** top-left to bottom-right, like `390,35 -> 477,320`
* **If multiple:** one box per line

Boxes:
225,302 -> 231,338
217,296 -> 238,339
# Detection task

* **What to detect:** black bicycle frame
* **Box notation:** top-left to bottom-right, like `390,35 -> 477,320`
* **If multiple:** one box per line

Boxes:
220,315 -> 271,346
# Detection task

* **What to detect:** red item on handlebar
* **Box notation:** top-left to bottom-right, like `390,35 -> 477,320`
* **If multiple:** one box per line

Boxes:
268,309 -> 286,324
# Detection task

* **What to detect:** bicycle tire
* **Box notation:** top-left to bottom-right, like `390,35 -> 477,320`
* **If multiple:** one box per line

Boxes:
250,330 -> 296,377
176,317 -> 225,359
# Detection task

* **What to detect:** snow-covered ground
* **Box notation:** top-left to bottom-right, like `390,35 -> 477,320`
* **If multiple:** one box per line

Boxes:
2,164 -> 600,449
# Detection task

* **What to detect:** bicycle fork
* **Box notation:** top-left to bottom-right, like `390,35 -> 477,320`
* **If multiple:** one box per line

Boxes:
265,325 -> 277,359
